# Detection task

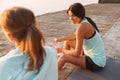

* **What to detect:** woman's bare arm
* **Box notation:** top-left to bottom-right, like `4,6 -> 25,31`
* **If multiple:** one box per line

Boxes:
56,34 -> 76,42
60,24 -> 85,56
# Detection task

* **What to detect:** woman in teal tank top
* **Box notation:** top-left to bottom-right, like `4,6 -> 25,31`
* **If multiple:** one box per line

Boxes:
53,3 -> 106,71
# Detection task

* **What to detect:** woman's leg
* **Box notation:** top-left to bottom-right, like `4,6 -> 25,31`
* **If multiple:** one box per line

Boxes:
63,40 -> 84,56
58,54 -> 86,71
58,40 -> 85,71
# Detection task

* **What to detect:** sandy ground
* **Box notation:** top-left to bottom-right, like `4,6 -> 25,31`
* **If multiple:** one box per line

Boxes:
0,4 -> 120,59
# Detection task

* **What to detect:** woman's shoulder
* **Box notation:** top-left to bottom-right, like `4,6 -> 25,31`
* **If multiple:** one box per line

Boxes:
76,23 -> 89,33
0,49 -> 29,79
0,49 -> 27,63
0,49 -> 19,57
78,20 -> 94,32
76,22 -> 94,39
8,49 -> 21,55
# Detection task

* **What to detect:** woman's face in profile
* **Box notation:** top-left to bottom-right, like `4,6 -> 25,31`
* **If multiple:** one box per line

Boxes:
68,11 -> 81,24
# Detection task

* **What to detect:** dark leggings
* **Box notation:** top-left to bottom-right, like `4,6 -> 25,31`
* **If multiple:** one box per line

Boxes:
86,56 -> 104,72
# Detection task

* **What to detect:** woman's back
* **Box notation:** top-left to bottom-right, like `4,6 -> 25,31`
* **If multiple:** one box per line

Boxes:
0,46 -> 58,80
0,7 -> 58,80
81,18 -> 106,67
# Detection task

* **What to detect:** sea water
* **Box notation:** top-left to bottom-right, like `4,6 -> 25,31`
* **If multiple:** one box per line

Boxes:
0,0 -> 98,16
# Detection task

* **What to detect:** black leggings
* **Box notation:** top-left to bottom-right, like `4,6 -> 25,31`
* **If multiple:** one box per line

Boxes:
86,56 -> 104,72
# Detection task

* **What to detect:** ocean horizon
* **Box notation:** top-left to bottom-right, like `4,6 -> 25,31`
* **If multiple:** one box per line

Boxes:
0,0 -> 98,16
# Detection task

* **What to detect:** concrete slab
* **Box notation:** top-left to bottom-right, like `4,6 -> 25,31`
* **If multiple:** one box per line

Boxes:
67,57 -> 120,80
103,18 -> 120,60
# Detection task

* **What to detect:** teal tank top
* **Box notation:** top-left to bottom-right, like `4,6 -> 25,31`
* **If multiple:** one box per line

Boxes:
81,18 -> 106,67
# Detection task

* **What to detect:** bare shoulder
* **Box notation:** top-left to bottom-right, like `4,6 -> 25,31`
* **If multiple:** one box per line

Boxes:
75,23 -> 94,39
78,23 -> 93,32
76,23 -> 89,32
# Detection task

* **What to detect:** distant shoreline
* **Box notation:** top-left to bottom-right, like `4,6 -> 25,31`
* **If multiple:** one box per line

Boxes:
0,1 -> 98,16
36,3 -> 98,16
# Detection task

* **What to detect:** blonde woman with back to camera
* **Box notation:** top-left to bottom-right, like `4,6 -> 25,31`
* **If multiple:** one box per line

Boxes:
0,7 -> 58,80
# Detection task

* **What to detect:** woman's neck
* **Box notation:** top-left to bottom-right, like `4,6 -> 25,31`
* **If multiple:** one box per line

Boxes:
15,42 -> 20,49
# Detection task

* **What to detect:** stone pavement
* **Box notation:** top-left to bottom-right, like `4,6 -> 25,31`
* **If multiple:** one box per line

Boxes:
103,18 -> 120,60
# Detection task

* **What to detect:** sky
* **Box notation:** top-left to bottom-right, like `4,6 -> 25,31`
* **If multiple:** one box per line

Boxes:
0,0 -> 98,16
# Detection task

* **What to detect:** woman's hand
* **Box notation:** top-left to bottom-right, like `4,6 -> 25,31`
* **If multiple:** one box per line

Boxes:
56,48 -> 63,53
52,38 -> 63,44
53,38 -> 58,44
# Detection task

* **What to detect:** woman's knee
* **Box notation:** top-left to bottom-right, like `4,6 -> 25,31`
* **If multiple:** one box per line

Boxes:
58,54 -> 68,63
65,40 -> 73,45
64,40 -> 70,46
64,40 -> 75,48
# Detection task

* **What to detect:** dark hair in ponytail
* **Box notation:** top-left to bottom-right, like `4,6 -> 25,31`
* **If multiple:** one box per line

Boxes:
67,3 -> 99,32
85,17 -> 99,32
